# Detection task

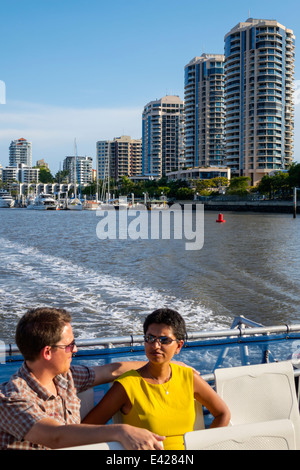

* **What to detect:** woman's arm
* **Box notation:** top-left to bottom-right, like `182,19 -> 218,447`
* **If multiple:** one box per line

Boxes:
82,381 -> 131,425
193,372 -> 231,428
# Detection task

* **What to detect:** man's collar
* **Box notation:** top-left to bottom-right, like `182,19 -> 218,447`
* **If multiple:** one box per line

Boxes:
21,362 -> 70,399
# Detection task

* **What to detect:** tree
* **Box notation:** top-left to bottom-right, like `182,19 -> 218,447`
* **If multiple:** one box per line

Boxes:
119,176 -> 135,196
226,177 -> 251,196
210,177 -> 229,188
272,172 -> 290,199
54,170 -> 69,183
158,186 -> 171,197
257,175 -> 273,199
288,163 -> 300,189
175,187 -> 194,200
39,168 -> 54,184
257,171 -> 293,199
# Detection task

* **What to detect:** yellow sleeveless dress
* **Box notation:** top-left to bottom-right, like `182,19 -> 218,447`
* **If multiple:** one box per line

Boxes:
115,363 -> 195,450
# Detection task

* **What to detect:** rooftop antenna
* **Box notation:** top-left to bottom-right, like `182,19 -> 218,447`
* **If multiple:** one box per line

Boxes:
248,9 -> 251,18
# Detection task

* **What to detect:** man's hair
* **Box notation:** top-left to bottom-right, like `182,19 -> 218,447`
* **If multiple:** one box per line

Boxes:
15,307 -> 72,361
143,308 -> 186,341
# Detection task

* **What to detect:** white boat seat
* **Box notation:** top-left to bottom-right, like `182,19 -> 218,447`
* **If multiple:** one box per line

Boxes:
184,419 -> 297,450
193,400 -> 205,430
214,361 -> 300,449
78,388 -> 95,420
60,441 -> 125,450
61,388 -> 124,450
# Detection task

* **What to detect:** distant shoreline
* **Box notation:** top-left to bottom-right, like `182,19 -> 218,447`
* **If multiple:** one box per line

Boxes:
174,200 -> 300,214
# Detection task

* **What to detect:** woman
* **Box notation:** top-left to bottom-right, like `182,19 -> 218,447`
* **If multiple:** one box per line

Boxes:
83,308 -> 230,450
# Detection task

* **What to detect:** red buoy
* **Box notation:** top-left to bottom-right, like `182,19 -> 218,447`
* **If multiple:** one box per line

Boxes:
216,213 -> 225,223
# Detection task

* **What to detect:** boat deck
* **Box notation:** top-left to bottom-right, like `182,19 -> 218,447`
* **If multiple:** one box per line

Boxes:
2,317 -> 300,449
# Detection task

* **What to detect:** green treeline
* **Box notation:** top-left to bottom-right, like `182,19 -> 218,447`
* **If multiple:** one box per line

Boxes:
4,163 -> 300,201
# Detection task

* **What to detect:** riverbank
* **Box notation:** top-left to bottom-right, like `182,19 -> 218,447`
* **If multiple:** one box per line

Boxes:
204,200 -> 300,214
174,200 -> 300,214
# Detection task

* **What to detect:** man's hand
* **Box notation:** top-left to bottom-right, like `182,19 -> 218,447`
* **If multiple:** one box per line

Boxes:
171,360 -> 200,374
117,424 -> 165,450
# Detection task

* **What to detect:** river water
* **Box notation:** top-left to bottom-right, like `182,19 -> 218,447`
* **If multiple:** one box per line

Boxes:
0,207 -> 299,343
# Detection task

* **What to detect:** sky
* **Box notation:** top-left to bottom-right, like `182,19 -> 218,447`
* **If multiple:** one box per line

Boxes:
0,0 -> 299,174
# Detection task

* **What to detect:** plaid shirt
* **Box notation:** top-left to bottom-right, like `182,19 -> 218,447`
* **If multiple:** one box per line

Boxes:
0,362 -> 95,450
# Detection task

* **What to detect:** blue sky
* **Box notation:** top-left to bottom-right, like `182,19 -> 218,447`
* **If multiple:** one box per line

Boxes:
0,0 -> 299,173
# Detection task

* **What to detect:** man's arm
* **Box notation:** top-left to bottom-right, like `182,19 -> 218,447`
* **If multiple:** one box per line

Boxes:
92,360 -> 199,386
92,361 -> 146,386
24,418 -> 165,450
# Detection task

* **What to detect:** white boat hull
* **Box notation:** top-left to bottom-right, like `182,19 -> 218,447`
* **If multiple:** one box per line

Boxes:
0,192 -> 15,208
0,200 -> 14,208
33,205 -> 57,210
67,204 -> 83,210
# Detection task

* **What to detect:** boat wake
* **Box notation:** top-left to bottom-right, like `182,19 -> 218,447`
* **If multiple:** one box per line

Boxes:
0,237 -> 226,341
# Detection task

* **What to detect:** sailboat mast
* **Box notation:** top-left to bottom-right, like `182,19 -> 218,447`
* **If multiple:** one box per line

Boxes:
74,138 -> 77,199
107,150 -> 110,202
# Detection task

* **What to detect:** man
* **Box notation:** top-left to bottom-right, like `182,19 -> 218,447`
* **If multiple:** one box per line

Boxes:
0,307 -> 165,450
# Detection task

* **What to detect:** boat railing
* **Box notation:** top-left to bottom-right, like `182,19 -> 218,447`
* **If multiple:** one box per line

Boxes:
2,315 -> 300,356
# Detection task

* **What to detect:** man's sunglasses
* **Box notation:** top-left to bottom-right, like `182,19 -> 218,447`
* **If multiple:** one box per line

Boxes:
50,340 -> 77,353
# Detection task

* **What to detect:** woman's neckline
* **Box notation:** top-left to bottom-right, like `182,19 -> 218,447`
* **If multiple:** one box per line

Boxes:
136,363 -> 173,385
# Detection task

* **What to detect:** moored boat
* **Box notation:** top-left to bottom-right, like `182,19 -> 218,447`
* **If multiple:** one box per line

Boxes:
33,193 -> 57,210
0,190 -> 15,208
66,197 -> 83,210
83,200 -> 101,211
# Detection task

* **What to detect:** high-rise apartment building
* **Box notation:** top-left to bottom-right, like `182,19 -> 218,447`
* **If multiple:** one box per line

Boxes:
63,155 -> 93,185
96,136 -> 142,181
2,164 -> 39,184
184,54 -> 225,168
9,138 -> 32,167
142,95 -> 184,178
224,18 -> 295,185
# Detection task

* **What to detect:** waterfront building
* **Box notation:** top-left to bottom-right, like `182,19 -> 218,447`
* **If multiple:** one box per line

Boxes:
63,155 -> 93,185
2,164 -> 39,184
184,54 -> 225,168
97,141 -> 111,181
14,182 -> 73,197
96,136 -> 142,181
167,166 -> 231,182
9,138 -> 32,167
142,95 -> 185,178
224,18 -> 295,185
